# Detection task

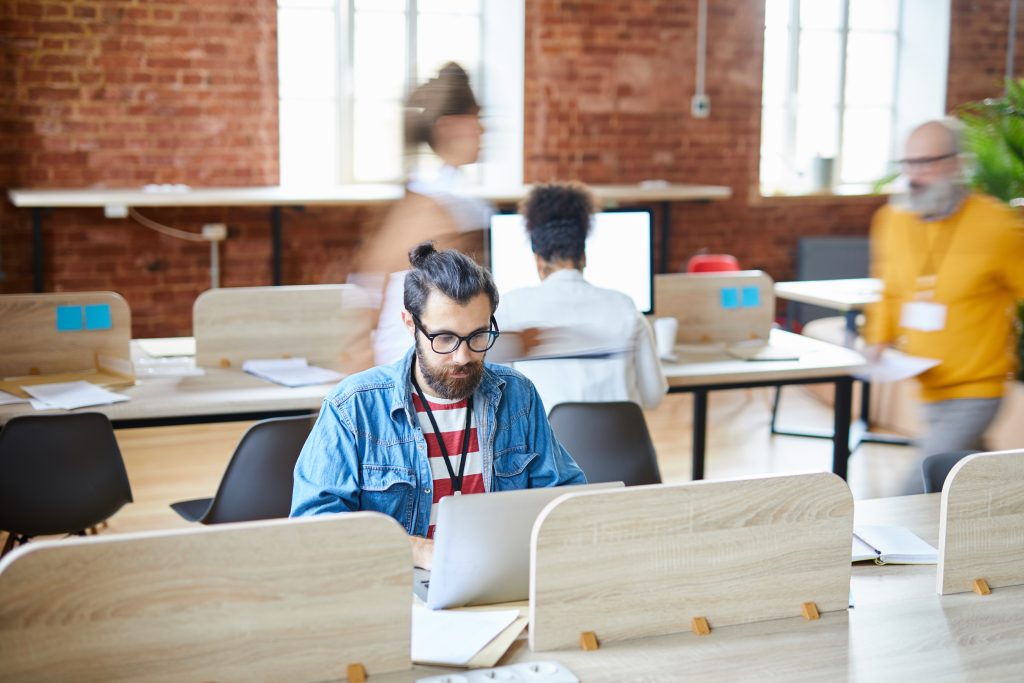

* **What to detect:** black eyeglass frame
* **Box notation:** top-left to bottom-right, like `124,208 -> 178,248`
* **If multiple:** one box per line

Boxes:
412,314 -> 500,354
894,152 -> 958,169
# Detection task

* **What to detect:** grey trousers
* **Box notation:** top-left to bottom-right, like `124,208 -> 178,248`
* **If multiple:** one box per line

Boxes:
901,397 -> 1003,495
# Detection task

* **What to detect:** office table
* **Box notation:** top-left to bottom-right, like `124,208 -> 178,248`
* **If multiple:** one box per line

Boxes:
773,278 -> 910,450
662,329 -> 866,480
370,493 -> 1024,683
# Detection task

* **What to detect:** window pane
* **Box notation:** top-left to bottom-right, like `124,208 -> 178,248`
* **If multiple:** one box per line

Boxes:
841,107 -> 893,183
795,106 -> 839,164
355,0 -> 405,10
760,106 -> 791,192
417,13 -> 481,83
280,100 -> 338,186
849,0 -> 900,31
798,30 -> 842,106
420,0 -> 481,14
762,26 -> 790,107
800,0 -> 843,30
353,100 -> 403,182
353,11 -> 408,100
845,32 -> 897,107
764,0 -> 791,30
278,8 -> 337,100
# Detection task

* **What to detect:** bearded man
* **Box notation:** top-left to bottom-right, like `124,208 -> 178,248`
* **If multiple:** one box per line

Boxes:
865,119 -> 1024,493
292,242 -> 585,568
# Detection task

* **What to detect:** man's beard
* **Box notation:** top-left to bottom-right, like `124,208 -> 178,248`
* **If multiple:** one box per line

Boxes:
890,178 -> 965,220
414,341 -> 485,400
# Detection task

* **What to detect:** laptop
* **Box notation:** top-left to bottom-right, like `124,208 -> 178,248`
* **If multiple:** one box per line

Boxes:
414,481 -> 624,610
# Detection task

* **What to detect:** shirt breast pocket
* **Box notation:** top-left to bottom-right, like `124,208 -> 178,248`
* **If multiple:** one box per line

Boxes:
492,446 -> 538,491
359,465 -> 417,528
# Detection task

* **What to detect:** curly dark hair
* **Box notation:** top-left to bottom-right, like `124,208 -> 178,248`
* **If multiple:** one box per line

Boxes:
519,182 -> 596,267
405,62 -> 480,153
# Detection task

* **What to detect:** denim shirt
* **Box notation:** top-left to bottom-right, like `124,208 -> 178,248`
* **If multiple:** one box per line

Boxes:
290,347 -> 586,536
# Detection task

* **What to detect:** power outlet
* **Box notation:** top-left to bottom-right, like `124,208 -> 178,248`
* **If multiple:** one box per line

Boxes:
691,93 -> 711,118
201,223 -> 227,241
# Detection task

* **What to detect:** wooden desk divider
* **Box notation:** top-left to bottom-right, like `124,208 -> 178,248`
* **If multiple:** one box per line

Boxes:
0,291 -> 134,396
194,284 -> 372,371
937,449 -> 1024,596
528,472 -> 853,652
0,513 -> 412,683
654,271 -> 775,344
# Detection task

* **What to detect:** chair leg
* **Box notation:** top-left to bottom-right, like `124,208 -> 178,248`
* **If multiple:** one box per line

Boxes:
1,531 -> 17,558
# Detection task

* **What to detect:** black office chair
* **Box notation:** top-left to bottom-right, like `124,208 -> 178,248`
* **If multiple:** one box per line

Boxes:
548,402 -> 662,486
0,412 -> 133,557
170,414 -> 317,524
921,450 -> 978,494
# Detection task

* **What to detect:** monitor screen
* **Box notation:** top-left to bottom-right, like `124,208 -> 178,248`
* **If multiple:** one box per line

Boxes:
488,210 -> 654,314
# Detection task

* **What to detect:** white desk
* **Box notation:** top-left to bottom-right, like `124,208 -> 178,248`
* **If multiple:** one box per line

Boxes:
7,183 -> 731,291
373,493 -> 1024,683
663,329 -> 866,480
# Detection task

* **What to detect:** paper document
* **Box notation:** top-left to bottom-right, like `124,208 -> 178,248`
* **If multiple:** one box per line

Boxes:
856,349 -> 940,383
726,341 -> 798,362
0,390 -> 29,406
22,381 -> 131,410
136,337 -> 196,358
852,525 -> 938,565
242,358 -> 344,387
411,605 -> 519,667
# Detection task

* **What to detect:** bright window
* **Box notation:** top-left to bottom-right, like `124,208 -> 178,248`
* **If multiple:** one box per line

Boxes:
277,0 -> 523,187
760,0 -> 950,195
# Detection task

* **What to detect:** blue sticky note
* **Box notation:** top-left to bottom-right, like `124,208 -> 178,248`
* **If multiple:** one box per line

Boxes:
741,286 -> 761,308
56,305 -> 83,331
720,287 -> 739,309
84,304 -> 113,331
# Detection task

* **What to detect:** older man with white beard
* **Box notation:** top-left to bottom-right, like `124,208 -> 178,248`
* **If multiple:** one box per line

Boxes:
864,119 -> 1024,493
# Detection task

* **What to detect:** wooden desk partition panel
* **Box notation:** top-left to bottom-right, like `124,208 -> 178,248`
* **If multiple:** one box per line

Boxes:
937,449 -> 1024,595
194,284 -> 371,371
529,473 -> 853,651
0,513 -> 412,683
0,291 -> 131,378
654,271 -> 774,344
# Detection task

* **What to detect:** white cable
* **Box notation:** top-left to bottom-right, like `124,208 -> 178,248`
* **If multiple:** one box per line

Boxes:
128,207 -> 207,242
696,0 -> 707,96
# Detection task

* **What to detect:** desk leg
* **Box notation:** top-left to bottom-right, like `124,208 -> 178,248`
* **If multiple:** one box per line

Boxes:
692,389 -> 708,480
832,377 -> 853,480
270,205 -> 282,286
32,208 -> 44,293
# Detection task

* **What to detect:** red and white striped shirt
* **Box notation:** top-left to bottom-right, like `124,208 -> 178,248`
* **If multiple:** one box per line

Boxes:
412,390 -> 485,538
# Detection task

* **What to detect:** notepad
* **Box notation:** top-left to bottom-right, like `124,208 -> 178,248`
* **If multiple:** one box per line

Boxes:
0,390 -> 29,406
22,381 -> 131,410
411,605 -> 520,667
241,358 -> 344,387
725,341 -> 798,361
851,525 -> 938,565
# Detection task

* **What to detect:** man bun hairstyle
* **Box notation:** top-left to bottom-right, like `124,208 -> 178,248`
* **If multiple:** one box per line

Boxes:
520,182 -> 596,267
405,62 -> 480,153
404,241 -> 499,318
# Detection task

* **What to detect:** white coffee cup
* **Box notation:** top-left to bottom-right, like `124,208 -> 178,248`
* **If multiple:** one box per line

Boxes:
653,317 -> 678,359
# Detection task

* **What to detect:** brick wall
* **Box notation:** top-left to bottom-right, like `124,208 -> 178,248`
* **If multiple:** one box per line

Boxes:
2,0 -> 1020,337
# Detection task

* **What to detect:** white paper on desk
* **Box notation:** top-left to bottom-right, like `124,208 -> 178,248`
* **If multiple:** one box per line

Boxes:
22,381 -> 131,410
726,340 -> 798,362
856,349 -> 940,383
0,390 -> 29,406
853,525 -> 938,565
411,605 -> 519,666
241,358 -> 343,387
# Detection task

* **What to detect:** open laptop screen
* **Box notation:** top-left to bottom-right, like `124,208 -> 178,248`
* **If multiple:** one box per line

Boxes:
488,211 -> 654,314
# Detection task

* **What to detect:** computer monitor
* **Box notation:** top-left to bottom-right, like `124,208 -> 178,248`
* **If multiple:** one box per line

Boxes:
488,210 -> 654,314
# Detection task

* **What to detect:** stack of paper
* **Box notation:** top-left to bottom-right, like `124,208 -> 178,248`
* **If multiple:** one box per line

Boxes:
21,381 -> 131,410
856,349 -> 941,383
0,390 -> 29,407
851,525 -> 938,565
411,605 -> 520,667
241,358 -> 344,387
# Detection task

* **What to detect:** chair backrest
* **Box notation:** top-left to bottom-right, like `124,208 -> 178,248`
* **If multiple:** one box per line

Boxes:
201,414 -> 317,524
0,412 -> 133,537
547,402 -> 661,486
687,253 -> 740,273
791,236 -> 869,326
922,450 -> 978,494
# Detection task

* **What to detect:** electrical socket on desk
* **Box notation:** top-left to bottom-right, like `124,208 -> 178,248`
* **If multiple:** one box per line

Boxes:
201,223 -> 227,241
691,93 -> 710,118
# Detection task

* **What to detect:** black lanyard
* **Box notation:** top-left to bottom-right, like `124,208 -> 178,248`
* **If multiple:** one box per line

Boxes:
411,373 -> 474,494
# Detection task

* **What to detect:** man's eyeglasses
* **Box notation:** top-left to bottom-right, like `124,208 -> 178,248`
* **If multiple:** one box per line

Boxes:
413,315 -> 500,354
895,152 -> 958,170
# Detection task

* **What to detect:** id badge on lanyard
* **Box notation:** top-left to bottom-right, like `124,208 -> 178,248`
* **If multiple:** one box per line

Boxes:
900,275 -> 946,332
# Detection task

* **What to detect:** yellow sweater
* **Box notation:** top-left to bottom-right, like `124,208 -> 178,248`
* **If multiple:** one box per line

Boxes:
864,193 -> 1024,402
